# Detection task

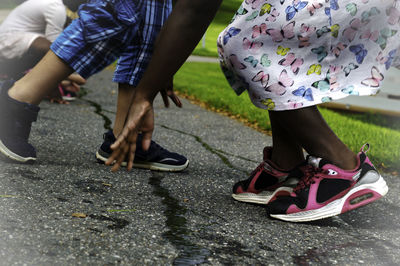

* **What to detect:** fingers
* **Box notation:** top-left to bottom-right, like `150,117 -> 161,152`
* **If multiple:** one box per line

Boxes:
165,79 -> 182,108
106,100 -> 154,172
60,80 -> 81,93
70,82 -> 81,92
60,80 -> 70,87
107,120 -> 140,171
126,142 -> 136,171
111,136 -> 136,172
110,121 -> 135,151
141,131 -> 152,151
67,73 -> 86,85
49,98 -> 70,104
168,90 -> 182,108
160,90 -> 170,108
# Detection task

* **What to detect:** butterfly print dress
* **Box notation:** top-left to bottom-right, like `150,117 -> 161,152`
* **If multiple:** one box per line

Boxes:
218,0 -> 400,110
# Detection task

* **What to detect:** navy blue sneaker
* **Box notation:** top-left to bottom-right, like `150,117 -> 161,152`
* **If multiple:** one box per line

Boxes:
0,80 -> 40,163
96,130 -> 189,172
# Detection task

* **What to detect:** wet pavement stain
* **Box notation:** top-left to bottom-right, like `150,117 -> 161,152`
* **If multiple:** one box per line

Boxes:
293,238 -> 399,265
88,228 -> 103,233
89,214 -> 130,230
6,169 -> 42,181
74,179 -> 111,194
200,233 -> 258,264
56,197 -> 68,202
149,172 -> 210,265
161,125 -> 254,174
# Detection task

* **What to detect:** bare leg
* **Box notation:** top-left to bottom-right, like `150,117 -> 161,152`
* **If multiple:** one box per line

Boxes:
268,111 -> 305,170
269,106 -> 357,170
8,50 -> 73,105
113,83 -> 135,137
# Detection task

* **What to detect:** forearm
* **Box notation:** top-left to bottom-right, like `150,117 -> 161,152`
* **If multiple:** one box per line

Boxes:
136,0 -> 222,100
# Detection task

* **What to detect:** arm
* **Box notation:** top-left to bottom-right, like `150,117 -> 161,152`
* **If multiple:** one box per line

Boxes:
106,0 -> 222,171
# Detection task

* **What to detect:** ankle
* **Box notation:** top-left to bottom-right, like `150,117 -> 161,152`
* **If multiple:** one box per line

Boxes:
329,150 -> 358,170
270,156 -> 305,171
270,147 -> 305,171
8,86 -> 30,104
338,155 -> 358,170
8,81 -> 41,105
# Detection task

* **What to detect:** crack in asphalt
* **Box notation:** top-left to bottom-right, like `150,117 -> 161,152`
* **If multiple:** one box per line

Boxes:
149,172 -> 210,265
160,125 -> 255,174
81,90 -> 256,174
82,95 -> 260,263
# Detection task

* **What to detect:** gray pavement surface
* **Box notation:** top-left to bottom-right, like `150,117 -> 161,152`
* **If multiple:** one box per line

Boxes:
1,70 -> 400,265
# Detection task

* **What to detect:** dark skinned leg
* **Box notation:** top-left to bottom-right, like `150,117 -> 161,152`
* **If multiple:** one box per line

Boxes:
269,105 -> 357,170
268,110 -> 305,170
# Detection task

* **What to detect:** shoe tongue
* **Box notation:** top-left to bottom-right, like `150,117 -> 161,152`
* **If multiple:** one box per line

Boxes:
307,155 -> 332,169
307,156 -> 323,168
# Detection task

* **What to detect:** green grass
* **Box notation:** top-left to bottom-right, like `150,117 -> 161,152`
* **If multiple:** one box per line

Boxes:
174,62 -> 400,172
192,0 -> 243,57
0,0 -> 18,9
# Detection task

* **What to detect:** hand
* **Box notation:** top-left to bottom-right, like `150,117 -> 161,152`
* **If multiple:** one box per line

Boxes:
45,87 -> 69,104
160,79 -> 182,108
61,73 -> 86,93
67,73 -> 86,85
106,96 -> 155,172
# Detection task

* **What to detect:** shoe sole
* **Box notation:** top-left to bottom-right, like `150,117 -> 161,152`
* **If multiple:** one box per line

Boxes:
95,151 -> 189,172
232,187 -> 293,204
0,139 -> 36,163
62,96 -> 77,101
270,175 -> 388,222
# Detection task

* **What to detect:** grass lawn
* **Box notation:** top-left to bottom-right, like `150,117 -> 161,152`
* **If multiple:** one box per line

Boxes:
192,0 -> 243,57
174,61 -> 400,172
0,0 -> 19,9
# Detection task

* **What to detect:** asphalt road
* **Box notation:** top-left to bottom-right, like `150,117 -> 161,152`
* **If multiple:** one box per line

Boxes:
0,70 -> 399,265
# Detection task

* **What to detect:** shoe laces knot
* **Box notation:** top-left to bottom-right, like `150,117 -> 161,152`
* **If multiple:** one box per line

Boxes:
294,165 -> 327,192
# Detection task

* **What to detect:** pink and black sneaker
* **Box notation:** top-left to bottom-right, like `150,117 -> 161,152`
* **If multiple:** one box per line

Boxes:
232,147 -> 303,204
266,144 -> 388,222
58,84 -> 77,101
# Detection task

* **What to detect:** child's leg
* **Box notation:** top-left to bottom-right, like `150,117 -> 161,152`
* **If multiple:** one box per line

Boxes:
268,111 -> 305,170
231,105 -> 358,205
269,106 -> 357,170
8,51 -> 73,105
231,111 -> 306,205
0,13 -> 120,163
265,106 -> 388,222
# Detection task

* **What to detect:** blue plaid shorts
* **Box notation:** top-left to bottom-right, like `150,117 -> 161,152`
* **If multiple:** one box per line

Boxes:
51,0 -> 172,86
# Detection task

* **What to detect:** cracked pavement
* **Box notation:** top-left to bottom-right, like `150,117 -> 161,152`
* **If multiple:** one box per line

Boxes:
0,70 -> 399,265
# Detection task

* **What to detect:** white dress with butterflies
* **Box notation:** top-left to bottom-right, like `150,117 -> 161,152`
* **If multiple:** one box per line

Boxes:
217,0 -> 400,110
